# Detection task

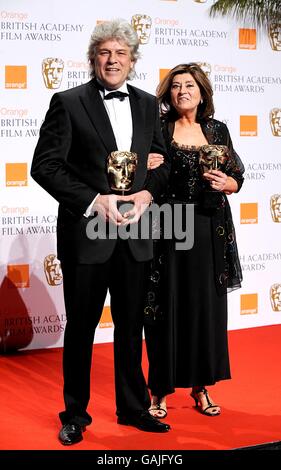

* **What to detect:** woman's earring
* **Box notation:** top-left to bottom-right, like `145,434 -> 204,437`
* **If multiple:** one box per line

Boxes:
200,98 -> 203,104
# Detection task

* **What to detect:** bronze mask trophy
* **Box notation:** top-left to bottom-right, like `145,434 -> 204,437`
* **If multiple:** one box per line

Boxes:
107,151 -> 138,194
198,144 -> 229,209
107,151 -> 138,213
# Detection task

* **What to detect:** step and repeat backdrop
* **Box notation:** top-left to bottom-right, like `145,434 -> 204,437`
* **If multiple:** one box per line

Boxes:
0,0 -> 280,351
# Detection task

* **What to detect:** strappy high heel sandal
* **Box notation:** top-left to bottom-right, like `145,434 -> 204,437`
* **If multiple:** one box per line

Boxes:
148,396 -> 167,419
190,387 -> 221,416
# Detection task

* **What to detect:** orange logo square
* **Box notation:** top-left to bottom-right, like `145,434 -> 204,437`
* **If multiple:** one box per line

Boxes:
6,163 -> 28,187
240,293 -> 258,315
5,65 -> 27,89
159,69 -> 170,82
240,203 -> 258,224
7,264 -> 30,288
99,306 -> 113,328
239,28 -> 256,50
240,115 -> 257,136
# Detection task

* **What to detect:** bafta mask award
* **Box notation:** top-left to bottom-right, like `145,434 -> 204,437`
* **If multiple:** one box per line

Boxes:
198,144 -> 229,209
199,144 -> 229,175
107,151 -> 138,195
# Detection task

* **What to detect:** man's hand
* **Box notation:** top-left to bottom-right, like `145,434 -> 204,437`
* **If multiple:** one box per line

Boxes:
93,194 -> 126,225
117,190 -> 153,225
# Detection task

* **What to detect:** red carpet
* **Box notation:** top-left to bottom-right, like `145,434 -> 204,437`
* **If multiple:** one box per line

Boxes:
0,325 -> 281,451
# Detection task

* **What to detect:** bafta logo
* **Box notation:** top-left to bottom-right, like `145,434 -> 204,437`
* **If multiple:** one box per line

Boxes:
196,62 -> 211,78
42,57 -> 64,89
107,151 -> 138,195
270,108 -> 281,136
270,194 -> 281,223
268,21 -> 281,51
270,283 -> 281,311
131,14 -> 152,44
193,0 -> 207,3
44,254 -> 63,286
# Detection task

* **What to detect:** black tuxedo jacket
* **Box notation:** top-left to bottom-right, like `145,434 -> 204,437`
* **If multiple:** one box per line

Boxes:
31,79 -> 170,263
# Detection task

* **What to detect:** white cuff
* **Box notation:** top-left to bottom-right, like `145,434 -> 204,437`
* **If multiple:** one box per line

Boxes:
83,193 -> 100,218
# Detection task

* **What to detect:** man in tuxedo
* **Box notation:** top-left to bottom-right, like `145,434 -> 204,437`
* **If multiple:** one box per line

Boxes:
31,19 -> 170,445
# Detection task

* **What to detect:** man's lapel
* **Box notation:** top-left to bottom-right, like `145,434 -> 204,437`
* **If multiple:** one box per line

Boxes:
128,85 -> 145,154
80,80 -> 117,153
80,81 -> 146,155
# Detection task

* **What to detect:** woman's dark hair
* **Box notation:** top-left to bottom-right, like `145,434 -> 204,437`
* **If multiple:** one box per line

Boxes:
156,62 -> 215,122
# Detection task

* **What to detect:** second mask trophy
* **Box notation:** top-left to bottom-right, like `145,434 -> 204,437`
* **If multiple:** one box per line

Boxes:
198,144 -> 229,209
107,150 -> 138,196
198,144 -> 229,174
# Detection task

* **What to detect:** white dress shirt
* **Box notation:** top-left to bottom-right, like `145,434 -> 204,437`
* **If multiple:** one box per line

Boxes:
103,83 -> 132,151
84,82 -> 133,217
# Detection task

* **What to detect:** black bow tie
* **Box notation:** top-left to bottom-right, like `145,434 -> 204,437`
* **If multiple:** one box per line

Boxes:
104,91 -> 129,101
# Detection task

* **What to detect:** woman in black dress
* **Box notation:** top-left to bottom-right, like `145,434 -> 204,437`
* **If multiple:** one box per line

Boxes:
144,63 -> 244,418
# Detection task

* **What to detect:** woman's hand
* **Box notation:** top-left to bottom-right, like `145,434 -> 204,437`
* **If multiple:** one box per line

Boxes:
203,169 -> 227,191
203,170 -> 238,194
147,153 -> 164,170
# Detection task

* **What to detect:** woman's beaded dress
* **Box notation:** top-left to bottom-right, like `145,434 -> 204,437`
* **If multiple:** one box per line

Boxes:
144,119 -> 244,395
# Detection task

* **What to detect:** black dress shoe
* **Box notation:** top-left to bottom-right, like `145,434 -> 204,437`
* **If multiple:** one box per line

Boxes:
58,423 -> 85,445
117,410 -> 170,433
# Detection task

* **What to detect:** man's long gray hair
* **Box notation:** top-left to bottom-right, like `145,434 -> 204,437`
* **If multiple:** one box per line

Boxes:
87,19 -> 140,80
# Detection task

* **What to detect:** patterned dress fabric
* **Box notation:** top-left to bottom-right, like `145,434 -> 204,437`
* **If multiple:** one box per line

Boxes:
144,119 -> 244,395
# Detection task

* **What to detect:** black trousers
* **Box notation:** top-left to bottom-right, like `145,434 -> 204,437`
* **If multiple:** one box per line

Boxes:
59,239 -> 151,426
